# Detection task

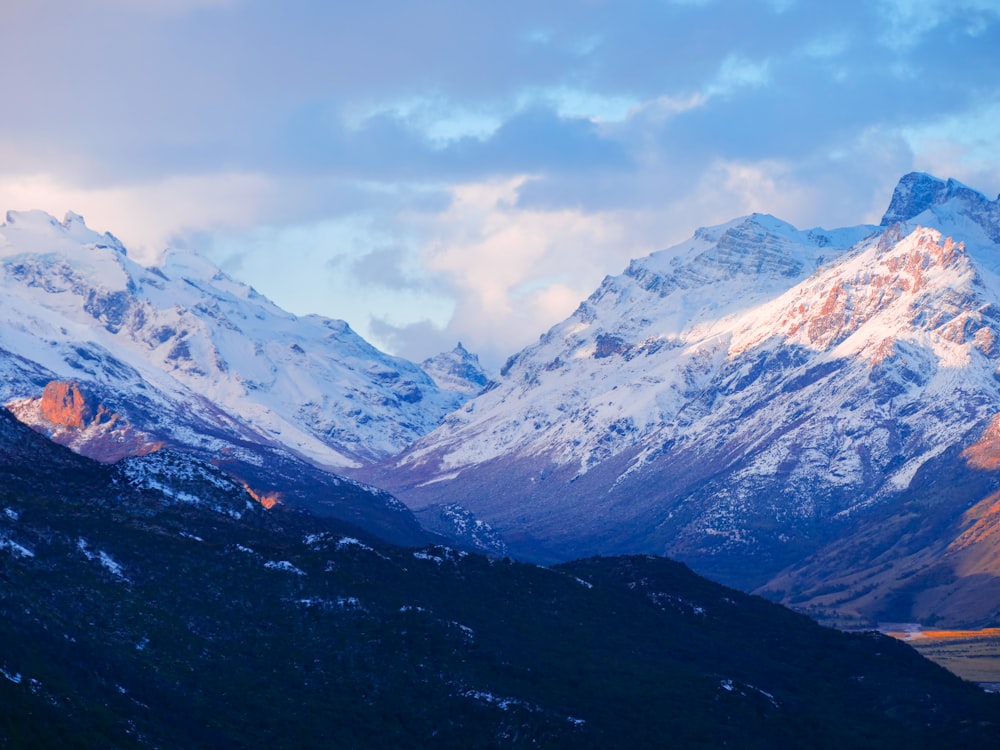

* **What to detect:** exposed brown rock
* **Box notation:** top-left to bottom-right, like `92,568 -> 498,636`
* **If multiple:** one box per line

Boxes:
7,381 -> 162,463
40,380 -> 113,429
243,484 -> 281,509
963,414 -> 1000,471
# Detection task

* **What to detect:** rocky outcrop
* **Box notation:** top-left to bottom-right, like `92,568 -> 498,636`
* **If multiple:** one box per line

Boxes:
881,172 -> 1000,244
8,381 -> 161,463
39,380 -> 114,429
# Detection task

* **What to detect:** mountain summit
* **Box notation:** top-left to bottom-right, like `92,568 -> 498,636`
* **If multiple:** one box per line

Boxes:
421,342 -> 491,396
367,173 -> 1000,627
880,172 -> 1000,242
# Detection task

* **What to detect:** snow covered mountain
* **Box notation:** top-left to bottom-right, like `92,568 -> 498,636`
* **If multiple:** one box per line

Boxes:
368,173 -> 1000,626
421,342 -> 491,397
0,209 -> 467,469
0,210 -> 480,544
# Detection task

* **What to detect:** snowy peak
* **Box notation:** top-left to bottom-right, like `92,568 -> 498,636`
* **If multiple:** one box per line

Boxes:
729,225 -> 985,357
881,172 -> 982,225
0,209 -> 467,470
369,173 -> 1000,627
626,214 -> 834,294
496,212 -> 874,385
1,209 -> 127,256
603,213 -> 875,316
421,343 -> 491,396
880,172 -> 1000,246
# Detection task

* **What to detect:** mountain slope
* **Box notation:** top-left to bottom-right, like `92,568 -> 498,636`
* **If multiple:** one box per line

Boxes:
1,408 -> 997,748
0,209 -> 465,470
367,174 -> 1000,626
0,210 -> 483,544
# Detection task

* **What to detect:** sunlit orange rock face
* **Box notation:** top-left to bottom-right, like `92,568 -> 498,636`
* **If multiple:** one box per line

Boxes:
40,380 -> 113,429
962,414 -> 1000,471
243,484 -> 281,509
946,420 -> 1000,575
7,380 -> 162,463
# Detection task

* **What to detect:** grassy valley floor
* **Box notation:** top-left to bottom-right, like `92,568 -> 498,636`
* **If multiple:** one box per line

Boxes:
883,626 -> 1000,687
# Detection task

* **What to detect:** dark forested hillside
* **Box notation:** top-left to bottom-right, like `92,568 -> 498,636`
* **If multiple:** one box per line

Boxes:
1,410 -> 998,748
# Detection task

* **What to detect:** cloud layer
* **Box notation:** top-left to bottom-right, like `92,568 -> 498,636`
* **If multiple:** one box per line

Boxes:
2,0 -> 998,368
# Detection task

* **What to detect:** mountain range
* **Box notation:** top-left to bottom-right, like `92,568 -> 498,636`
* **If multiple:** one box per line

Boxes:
3,173 -> 1000,633
0,210 -> 493,547
5,172 -> 1000,744
366,173 -> 1000,628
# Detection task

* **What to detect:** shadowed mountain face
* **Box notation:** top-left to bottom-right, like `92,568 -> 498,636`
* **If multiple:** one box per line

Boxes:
365,174 -> 1000,627
1,408 -> 998,748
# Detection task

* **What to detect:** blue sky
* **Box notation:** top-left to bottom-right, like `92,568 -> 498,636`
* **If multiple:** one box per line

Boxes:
2,0 -> 999,369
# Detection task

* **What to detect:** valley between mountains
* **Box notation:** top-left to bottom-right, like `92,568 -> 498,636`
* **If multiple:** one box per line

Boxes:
4,172 -> 1000,745
4,173 -> 1000,627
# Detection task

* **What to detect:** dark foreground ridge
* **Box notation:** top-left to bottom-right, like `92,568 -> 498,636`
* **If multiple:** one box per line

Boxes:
0,410 -> 997,749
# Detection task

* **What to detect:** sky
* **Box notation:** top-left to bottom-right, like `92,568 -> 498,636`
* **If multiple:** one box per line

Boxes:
1,0 -> 999,371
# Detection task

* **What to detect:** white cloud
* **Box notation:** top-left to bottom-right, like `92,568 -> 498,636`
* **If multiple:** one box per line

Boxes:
349,95 -> 504,145
626,92 -> 708,124
901,102 -> 1000,196
705,55 -> 772,98
517,86 -> 640,123
407,177 -> 634,364
874,0 -> 1000,48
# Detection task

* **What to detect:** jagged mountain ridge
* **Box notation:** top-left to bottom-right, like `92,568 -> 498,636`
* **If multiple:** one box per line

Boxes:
2,407 -> 997,748
421,342 -> 491,396
0,209 -> 473,470
367,173 -> 1000,626
0,210 -> 494,544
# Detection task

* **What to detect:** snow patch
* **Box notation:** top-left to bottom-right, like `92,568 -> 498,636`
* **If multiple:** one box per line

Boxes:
336,536 -> 375,553
264,560 -> 306,576
0,535 -> 33,559
461,690 -> 525,712
413,550 -> 444,564
1,668 -> 22,685
295,596 -> 361,610
77,538 -> 128,580
719,678 -> 780,708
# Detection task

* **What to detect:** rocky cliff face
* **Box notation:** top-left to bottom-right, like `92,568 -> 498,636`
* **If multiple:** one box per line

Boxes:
881,172 -> 1000,245
8,380 -> 161,463
39,380 -> 108,428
